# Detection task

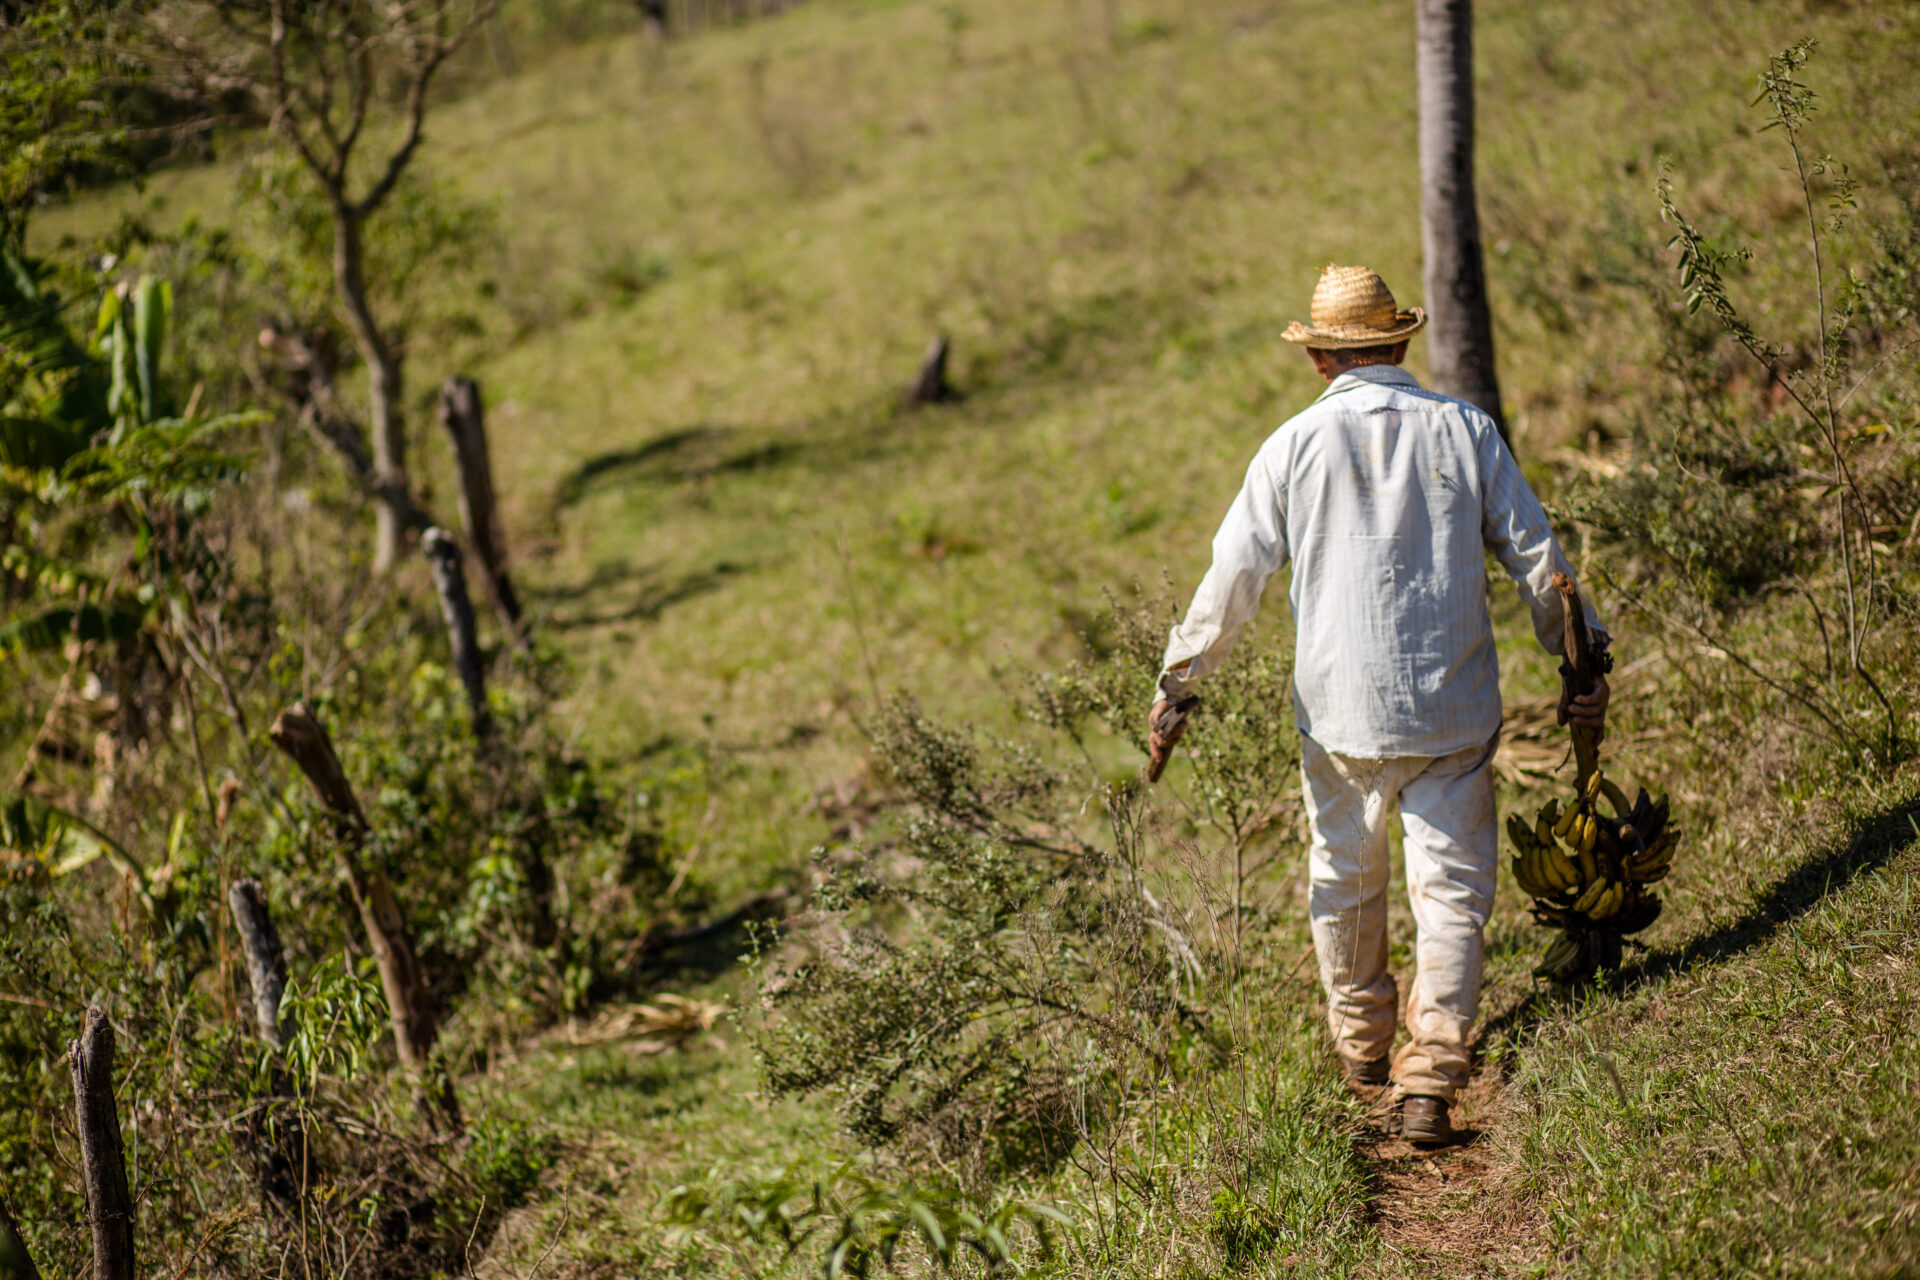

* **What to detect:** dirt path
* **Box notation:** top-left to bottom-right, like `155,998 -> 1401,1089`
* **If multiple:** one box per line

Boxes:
1356,1072 -> 1546,1276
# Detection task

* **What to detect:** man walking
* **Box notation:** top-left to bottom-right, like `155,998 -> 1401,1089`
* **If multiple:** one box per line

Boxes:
1146,263 -> 1608,1145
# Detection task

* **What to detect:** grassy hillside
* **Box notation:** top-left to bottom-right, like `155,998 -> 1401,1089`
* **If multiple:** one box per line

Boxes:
27,0 -> 1920,1275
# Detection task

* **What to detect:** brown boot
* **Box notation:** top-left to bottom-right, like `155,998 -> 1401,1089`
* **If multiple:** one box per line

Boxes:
1341,1055 -> 1390,1091
1401,1095 -> 1451,1146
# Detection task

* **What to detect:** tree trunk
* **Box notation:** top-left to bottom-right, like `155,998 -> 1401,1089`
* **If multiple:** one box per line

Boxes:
1416,0 -> 1507,443
228,880 -> 310,1206
267,706 -> 461,1130
68,1009 -> 134,1280
332,208 -> 411,572
436,379 -> 527,644
0,1199 -> 40,1280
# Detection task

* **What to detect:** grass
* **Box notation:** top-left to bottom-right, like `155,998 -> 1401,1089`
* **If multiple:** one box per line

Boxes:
26,0 -> 1920,1275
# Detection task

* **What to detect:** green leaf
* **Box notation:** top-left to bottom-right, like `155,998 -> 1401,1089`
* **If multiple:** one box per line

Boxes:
0,601 -> 145,658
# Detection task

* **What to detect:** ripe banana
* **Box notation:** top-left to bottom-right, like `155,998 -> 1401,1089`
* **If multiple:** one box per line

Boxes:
1553,800 -> 1580,840
1511,854 -> 1549,899
1534,812 -> 1556,848
1587,881 -> 1624,921
1543,842 -> 1581,892
1571,875 -> 1610,916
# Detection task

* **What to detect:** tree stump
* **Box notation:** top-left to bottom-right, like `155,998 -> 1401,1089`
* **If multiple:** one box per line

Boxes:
228,880 -> 310,1205
422,528 -> 494,743
906,333 -> 959,406
69,1009 -> 133,1280
436,378 -> 527,645
269,706 -> 460,1130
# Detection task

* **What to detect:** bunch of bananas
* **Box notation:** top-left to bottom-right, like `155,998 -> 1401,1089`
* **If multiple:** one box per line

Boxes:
1507,767 -> 1682,984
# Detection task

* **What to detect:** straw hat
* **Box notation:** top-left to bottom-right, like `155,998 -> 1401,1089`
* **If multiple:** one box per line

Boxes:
1281,263 -> 1427,349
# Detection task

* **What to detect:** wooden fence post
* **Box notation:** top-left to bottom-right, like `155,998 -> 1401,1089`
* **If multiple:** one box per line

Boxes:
435,378 -> 527,645
69,1009 -> 133,1280
268,706 -> 461,1130
422,529 -> 494,743
0,1199 -> 39,1280
228,880 -> 311,1205
906,334 -> 957,406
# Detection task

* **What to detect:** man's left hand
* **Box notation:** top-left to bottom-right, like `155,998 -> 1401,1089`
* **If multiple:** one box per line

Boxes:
1561,674 -> 1610,745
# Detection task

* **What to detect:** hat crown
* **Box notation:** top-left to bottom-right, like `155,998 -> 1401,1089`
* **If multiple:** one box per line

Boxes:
1309,264 -> 1401,332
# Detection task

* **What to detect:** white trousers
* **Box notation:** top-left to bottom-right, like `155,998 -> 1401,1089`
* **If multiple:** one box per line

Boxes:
1301,731 -> 1499,1101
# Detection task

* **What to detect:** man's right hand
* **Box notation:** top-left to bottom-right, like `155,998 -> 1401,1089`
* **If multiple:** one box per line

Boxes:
1147,698 -> 1191,782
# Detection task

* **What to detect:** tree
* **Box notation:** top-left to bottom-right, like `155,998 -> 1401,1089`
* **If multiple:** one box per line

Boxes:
0,4 -> 143,254
148,0 -> 497,570
1416,0 -> 1507,442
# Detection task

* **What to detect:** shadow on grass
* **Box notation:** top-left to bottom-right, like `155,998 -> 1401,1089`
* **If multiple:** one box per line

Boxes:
1484,788 -> 1920,1039
531,558 -> 745,630
551,421 -> 845,511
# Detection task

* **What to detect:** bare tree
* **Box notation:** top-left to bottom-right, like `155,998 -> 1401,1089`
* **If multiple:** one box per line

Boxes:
1416,0 -> 1507,442
152,0 -> 498,570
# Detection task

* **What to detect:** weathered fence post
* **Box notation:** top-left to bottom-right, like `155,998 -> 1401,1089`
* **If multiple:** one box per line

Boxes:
69,1009 -> 133,1280
228,880 -> 310,1204
906,333 -> 957,406
268,706 -> 461,1130
435,378 -> 527,645
0,1199 -> 40,1280
422,529 -> 494,743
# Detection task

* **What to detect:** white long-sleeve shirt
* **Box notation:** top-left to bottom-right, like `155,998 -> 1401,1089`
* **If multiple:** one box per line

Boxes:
1157,364 -> 1603,759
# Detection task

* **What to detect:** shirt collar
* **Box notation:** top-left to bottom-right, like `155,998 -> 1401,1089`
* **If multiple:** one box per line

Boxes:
1314,364 -> 1424,402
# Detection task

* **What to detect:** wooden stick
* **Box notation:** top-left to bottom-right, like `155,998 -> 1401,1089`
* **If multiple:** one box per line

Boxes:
1553,572 -> 1600,787
269,706 -> 460,1130
69,1009 -> 133,1280
436,379 -> 527,645
422,528 -> 494,743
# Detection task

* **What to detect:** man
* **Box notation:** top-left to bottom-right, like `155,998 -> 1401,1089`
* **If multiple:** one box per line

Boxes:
1146,263 -> 1608,1145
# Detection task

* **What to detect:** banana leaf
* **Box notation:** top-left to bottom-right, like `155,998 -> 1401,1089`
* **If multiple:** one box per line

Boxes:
0,791 -> 153,912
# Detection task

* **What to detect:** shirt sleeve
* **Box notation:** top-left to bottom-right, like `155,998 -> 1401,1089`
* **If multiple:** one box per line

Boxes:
1156,446 -> 1290,704
1476,414 -> 1607,657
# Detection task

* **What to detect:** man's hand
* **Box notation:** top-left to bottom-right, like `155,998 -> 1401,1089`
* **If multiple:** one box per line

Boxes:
1147,697 -> 1192,782
1560,674 -> 1610,745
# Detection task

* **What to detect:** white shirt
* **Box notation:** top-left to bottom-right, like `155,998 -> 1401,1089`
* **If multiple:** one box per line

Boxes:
1157,364 -> 1603,759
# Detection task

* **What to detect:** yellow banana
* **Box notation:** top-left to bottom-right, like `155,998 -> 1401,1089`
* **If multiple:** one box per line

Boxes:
1507,813 -> 1533,852
1526,846 -> 1559,898
1572,875 -> 1609,916
1553,800 -> 1580,840
1542,797 -> 1561,832
1544,843 -> 1581,892
1589,881 -> 1624,920
1511,854 -> 1549,899
1577,815 -> 1600,857
1535,812 -> 1556,847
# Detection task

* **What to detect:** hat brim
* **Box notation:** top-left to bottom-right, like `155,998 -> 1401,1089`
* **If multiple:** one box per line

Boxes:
1281,308 -> 1427,349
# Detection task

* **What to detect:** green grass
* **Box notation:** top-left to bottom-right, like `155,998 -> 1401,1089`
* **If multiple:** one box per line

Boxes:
29,0 -> 1920,1275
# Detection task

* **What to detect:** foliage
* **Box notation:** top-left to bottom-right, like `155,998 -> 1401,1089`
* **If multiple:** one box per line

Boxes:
0,3 -> 148,252
664,1162 -> 1067,1278
1576,41 -> 1918,764
742,591 -> 1375,1274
